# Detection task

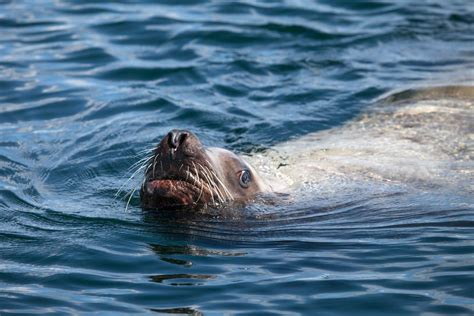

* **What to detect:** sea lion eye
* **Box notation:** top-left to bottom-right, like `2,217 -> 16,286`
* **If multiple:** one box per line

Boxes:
239,169 -> 251,188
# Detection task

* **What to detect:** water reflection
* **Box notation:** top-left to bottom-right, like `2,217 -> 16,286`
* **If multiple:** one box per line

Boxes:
149,273 -> 215,286
150,306 -> 203,315
150,243 -> 246,257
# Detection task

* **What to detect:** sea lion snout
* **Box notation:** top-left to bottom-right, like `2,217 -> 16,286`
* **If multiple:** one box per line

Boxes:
158,129 -> 203,160
166,129 -> 189,150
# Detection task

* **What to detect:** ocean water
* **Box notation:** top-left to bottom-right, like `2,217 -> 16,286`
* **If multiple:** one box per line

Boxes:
0,0 -> 473,315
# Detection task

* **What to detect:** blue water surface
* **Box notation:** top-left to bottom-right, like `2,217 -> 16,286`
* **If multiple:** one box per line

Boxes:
0,0 -> 473,315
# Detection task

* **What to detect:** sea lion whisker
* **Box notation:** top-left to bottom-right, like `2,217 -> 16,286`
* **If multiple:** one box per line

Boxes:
141,162 -> 154,188
197,163 -> 219,205
203,177 -> 216,205
124,186 -> 137,212
152,152 -> 160,178
190,164 -> 202,204
136,145 -> 156,154
131,150 -> 153,162
129,149 -> 156,172
205,167 -> 226,204
115,163 -> 149,199
204,159 -> 234,201
191,161 -> 200,187
197,180 -> 204,204
208,184 -> 215,205
127,155 -> 152,173
124,155 -> 152,182
200,163 -> 226,204
196,163 -> 218,200
197,167 -> 207,200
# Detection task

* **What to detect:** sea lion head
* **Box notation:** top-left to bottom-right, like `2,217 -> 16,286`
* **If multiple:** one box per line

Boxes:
140,129 -> 268,210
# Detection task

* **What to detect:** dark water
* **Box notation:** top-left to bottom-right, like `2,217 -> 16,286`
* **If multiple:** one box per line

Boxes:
1,0 -> 473,315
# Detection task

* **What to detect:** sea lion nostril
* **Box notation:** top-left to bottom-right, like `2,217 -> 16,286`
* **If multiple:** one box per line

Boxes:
167,130 -> 188,149
178,131 -> 188,145
167,132 -> 175,148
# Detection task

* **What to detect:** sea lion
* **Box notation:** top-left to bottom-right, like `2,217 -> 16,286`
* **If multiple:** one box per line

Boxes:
140,85 -> 473,210
140,129 -> 269,210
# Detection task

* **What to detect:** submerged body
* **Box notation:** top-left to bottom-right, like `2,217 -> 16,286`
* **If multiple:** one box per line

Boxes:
250,86 -> 473,196
141,86 -> 474,210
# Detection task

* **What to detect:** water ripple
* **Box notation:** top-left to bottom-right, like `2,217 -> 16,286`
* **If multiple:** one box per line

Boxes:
1,0 -> 473,314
